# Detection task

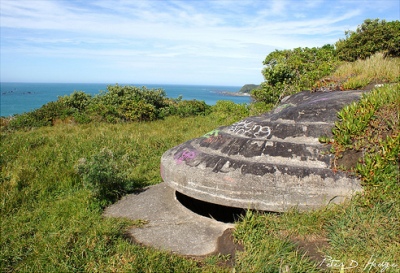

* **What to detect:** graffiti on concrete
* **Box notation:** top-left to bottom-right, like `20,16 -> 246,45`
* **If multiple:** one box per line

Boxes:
203,129 -> 220,138
203,129 -> 223,143
174,149 -> 197,164
229,120 -> 272,138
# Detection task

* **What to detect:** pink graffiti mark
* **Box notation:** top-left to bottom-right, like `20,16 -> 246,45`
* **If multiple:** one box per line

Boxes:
175,150 -> 197,164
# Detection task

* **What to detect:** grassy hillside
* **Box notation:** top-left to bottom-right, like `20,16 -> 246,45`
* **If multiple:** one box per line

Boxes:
1,57 -> 399,271
1,116 -> 233,272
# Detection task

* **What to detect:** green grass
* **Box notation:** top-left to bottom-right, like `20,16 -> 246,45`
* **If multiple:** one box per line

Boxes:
1,116 -> 233,272
1,83 -> 399,272
315,54 -> 400,91
334,53 -> 400,87
0,85 -> 400,272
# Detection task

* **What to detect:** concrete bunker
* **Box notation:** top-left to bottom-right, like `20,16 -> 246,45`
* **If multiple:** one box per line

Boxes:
161,90 -> 364,212
105,90 -> 366,257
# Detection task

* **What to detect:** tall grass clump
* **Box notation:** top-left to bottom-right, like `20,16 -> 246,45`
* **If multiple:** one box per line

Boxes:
331,53 -> 400,89
74,148 -> 132,207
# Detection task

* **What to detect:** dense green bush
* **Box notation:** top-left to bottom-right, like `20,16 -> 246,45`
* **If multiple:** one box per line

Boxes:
118,100 -> 157,121
252,18 -> 400,106
336,19 -> 400,61
3,84 -> 216,130
7,100 -> 74,129
59,91 -> 92,111
252,45 -> 338,105
87,84 -> 168,122
209,100 -> 249,123
74,148 -> 132,206
164,100 -> 211,117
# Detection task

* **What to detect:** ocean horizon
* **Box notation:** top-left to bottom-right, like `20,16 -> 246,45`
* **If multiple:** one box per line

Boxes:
0,82 -> 251,117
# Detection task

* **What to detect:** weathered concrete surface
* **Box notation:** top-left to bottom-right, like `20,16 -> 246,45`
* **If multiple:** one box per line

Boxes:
161,90 -> 365,212
103,183 -> 234,256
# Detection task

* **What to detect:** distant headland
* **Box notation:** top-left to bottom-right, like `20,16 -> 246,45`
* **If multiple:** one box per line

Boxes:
215,84 -> 260,97
238,84 -> 260,93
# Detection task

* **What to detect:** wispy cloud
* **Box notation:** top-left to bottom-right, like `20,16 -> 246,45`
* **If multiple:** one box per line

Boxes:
1,0 -> 398,84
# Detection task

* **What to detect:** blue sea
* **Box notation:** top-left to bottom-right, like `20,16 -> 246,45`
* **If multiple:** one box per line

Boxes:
0,82 -> 251,117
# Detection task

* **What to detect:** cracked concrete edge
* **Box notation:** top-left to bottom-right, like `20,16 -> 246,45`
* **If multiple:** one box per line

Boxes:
104,182 -> 234,256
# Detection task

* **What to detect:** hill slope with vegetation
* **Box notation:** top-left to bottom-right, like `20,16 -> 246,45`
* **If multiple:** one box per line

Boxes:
1,18 -> 399,272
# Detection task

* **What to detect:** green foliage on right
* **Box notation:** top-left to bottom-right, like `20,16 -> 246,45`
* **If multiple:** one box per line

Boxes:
252,18 -> 400,106
332,83 -> 399,194
321,84 -> 400,268
162,99 -> 211,118
336,19 -> 400,61
252,45 -> 339,104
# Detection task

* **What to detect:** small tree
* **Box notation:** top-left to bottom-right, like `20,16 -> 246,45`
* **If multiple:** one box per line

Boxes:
336,18 -> 400,61
252,45 -> 338,105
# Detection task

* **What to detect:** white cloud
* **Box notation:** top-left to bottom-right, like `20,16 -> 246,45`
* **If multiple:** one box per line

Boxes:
1,0 -> 399,85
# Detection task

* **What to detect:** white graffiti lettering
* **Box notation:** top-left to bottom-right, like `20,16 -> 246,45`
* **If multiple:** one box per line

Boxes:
229,120 -> 271,138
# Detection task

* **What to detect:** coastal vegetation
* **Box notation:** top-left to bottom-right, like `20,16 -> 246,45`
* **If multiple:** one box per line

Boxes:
1,18 -> 399,272
251,18 -> 400,106
335,18 -> 400,61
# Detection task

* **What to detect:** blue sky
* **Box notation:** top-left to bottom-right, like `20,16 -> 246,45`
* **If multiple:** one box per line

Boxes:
1,0 -> 399,86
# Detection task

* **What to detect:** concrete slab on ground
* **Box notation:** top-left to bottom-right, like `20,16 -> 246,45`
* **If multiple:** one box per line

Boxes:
103,182 -> 234,256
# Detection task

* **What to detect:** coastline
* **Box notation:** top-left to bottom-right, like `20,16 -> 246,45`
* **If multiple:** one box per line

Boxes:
0,83 -> 251,116
215,91 -> 251,97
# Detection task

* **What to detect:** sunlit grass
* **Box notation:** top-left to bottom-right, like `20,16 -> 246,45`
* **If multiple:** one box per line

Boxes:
1,84 -> 399,272
334,53 -> 400,89
0,115 -> 230,272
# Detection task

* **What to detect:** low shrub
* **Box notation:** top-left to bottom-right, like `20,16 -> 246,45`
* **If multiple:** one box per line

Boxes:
210,100 -> 249,123
118,100 -> 157,121
159,98 -> 211,118
59,91 -> 92,111
74,148 -> 131,206
7,100 -> 74,130
172,100 -> 211,117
